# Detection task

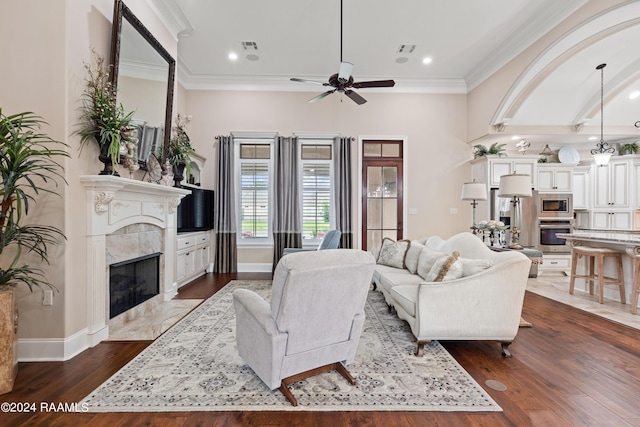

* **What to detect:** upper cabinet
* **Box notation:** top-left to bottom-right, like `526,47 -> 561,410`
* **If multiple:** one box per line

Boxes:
537,164 -> 574,193
471,156 -> 538,188
572,166 -> 591,210
593,159 -> 631,209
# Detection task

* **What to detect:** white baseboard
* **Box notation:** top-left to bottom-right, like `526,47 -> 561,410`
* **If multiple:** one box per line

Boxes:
237,263 -> 272,272
18,327 -> 93,362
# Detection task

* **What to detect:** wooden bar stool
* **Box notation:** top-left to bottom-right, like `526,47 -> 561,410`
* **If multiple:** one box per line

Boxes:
632,257 -> 640,315
569,246 -> 625,304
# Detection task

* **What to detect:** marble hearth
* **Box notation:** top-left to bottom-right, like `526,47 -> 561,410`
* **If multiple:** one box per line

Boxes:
80,176 -> 190,346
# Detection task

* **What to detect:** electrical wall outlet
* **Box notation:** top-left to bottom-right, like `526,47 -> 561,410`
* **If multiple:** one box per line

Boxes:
43,289 -> 53,306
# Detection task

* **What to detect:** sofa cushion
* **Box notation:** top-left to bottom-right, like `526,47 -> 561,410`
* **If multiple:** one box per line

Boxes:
390,285 -> 418,317
404,240 -> 425,274
378,269 -> 424,296
377,238 -> 410,269
460,258 -> 494,277
425,251 -> 463,282
416,247 -> 446,279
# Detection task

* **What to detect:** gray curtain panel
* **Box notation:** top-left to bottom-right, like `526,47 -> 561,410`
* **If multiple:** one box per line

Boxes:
272,136 -> 301,270
334,136 -> 353,249
213,135 -> 238,273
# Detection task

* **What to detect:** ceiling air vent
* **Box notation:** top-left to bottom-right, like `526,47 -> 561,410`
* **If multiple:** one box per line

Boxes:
397,44 -> 416,54
242,41 -> 258,51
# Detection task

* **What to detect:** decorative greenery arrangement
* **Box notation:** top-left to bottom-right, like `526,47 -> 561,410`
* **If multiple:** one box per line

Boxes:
473,142 -> 506,158
537,157 -> 549,163
166,113 -> 195,178
75,49 -> 135,173
620,142 -> 638,155
0,110 -> 69,291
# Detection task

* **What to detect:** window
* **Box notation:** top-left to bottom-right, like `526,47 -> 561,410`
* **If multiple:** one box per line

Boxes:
300,143 -> 333,242
237,143 -> 271,242
234,138 -> 335,246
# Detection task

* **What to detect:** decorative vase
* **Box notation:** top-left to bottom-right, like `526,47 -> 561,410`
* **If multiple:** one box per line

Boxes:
173,162 -> 186,187
0,287 -> 18,395
97,139 -> 120,177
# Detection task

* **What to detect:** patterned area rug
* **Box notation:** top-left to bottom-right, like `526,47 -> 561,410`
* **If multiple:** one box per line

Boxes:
81,280 -> 501,412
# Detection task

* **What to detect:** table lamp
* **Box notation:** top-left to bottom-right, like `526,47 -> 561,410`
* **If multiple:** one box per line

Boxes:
461,180 -> 487,235
497,174 -> 532,249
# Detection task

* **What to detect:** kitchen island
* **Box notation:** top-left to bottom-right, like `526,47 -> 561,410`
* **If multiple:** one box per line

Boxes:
558,231 -> 640,313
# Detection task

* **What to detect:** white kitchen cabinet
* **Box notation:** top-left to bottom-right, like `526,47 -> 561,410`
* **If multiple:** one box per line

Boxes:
539,254 -> 571,275
572,166 -> 590,209
488,158 -> 537,188
593,160 -> 630,208
176,230 -> 213,287
590,210 -> 634,231
537,164 -> 573,193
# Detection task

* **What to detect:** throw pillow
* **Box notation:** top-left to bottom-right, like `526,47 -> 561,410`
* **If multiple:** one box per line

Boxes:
404,240 -> 425,274
460,258 -> 494,277
425,251 -> 464,282
416,247 -> 446,279
376,238 -> 410,269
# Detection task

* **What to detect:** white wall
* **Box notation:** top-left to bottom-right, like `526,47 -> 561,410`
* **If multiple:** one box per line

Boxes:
184,90 -> 472,264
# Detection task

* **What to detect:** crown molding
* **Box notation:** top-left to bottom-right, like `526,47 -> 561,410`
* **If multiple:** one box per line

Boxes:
146,0 -> 193,39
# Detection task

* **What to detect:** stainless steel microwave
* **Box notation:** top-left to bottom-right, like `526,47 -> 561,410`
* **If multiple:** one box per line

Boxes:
536,193 -> 573,218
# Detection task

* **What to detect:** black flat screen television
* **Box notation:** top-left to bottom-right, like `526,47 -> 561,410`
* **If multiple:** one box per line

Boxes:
177,188 -> 215,233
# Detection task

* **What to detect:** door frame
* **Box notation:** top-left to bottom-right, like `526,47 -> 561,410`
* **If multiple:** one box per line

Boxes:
357,136 -> 409,250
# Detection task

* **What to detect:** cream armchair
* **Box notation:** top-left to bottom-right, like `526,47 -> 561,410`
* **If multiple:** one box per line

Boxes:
233,249 -> 375,406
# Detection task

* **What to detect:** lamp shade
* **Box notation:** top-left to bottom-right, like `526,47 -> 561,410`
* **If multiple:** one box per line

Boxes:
497,174 -> 532,197
593,152 -> 612,166
461,182 -> 487,201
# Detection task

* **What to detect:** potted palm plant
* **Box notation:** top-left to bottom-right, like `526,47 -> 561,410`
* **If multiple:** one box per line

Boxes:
166,113 -> 195,187
76,50 -> 135,176
0,109 -> 68,394
620,142 -> 638,155
473,142 -> 507,158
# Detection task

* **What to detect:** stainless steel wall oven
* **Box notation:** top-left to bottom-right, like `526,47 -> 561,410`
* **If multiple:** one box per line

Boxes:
537,219 -> 573,253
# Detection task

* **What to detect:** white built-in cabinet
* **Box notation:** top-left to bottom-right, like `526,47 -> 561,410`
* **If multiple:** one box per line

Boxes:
536,164 -> 574,193
176,230 -> 213,287
572,166 -> 590,210
593,160 -> 630,208
587,156 -> 640,231
486,157 -> 537,188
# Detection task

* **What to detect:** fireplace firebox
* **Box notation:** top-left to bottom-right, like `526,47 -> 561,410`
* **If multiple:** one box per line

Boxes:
109,253 -> 161,319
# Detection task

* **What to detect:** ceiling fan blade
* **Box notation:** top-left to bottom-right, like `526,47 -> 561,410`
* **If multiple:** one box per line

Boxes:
345,89 -> 367,105
352,79 -> 396,89
291,77 -> 329,85
338,62 -> 353,82
308,90 -> 336,103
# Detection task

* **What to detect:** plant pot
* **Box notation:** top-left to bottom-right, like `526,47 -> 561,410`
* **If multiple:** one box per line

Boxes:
173,163 -> 186,187
0,287 -> 18,395
97,139 -> 120,177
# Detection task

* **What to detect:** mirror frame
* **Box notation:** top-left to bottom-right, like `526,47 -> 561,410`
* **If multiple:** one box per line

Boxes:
109,0 -> 175,165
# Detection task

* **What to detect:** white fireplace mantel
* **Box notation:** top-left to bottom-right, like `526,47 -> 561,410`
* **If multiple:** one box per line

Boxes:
80,176 -> 191,347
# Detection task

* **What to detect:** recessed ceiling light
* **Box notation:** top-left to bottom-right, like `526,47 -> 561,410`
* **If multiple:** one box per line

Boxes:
511,136 -> 520,140
422,57 -> 432,65
228,52 -> 238,61
588,136 -> 598,140
630,91 -> 640,100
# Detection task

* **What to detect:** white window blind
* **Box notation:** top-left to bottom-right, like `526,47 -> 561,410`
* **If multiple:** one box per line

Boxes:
301,162 -> 332,240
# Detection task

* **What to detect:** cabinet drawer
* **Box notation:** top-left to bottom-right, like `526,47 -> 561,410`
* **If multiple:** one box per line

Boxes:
197,233 -> 211,245
177,236 -> 196,250
542,255 -> 571,270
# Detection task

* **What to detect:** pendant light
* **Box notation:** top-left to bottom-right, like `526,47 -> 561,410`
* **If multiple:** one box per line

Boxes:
591,63 -> 615,166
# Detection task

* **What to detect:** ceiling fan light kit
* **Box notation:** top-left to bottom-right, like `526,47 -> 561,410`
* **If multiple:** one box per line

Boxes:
290,0 -> 395,104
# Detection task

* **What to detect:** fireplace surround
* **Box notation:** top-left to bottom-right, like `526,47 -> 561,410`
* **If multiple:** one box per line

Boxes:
81,176 -> 190,346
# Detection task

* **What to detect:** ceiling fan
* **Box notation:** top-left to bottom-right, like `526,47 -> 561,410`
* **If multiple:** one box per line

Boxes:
290,0 -> 395,105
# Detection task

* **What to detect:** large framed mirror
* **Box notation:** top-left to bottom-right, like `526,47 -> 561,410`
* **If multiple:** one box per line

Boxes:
109,0 -> 175,168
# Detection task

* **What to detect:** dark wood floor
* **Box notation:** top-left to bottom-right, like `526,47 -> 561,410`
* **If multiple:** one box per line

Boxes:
3,272 -> 640,427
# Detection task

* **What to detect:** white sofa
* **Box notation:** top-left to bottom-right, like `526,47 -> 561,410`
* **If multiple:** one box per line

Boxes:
372,232 -> 531,357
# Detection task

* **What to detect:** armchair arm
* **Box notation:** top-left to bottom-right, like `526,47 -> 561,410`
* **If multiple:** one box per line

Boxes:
233,289 -> 288,389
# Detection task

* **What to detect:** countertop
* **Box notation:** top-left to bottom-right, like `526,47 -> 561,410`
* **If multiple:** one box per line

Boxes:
558,231 -> 640,245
